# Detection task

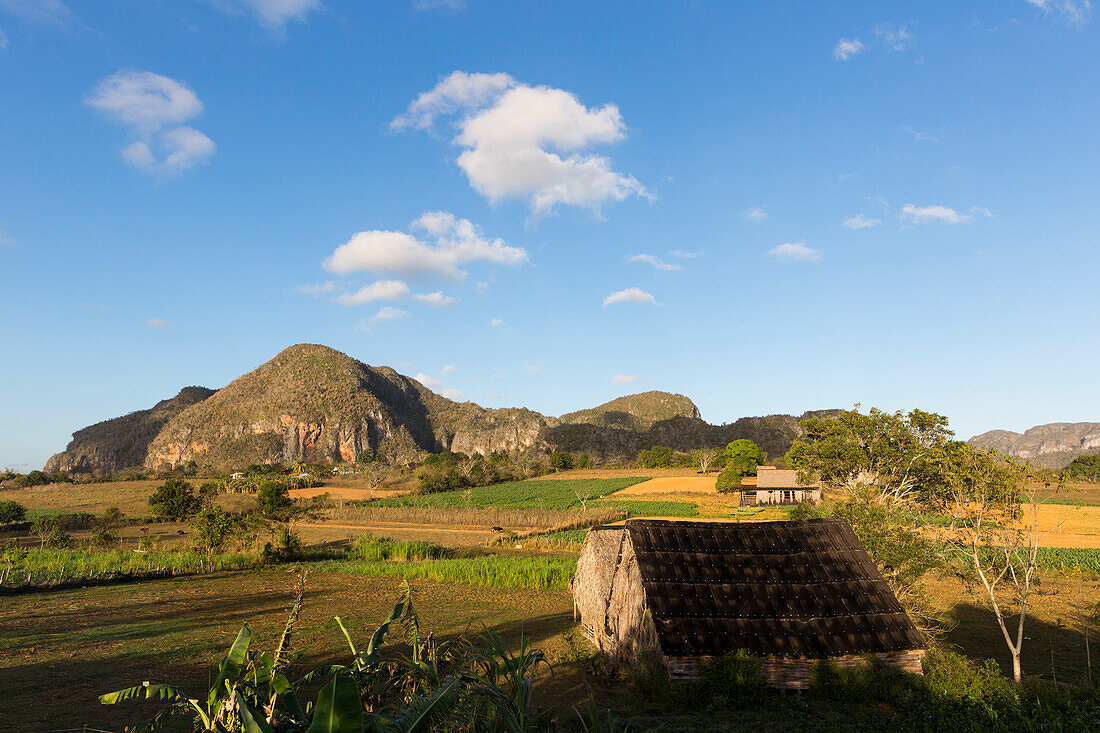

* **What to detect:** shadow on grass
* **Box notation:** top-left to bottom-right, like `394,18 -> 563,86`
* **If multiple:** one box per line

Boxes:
942,601 -> 1094,686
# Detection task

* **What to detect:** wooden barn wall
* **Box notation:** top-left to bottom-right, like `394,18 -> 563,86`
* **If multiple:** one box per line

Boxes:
665,649 -> 925,689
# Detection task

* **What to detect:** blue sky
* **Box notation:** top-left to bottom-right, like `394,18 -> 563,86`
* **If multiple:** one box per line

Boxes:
2,0 -> 1098,469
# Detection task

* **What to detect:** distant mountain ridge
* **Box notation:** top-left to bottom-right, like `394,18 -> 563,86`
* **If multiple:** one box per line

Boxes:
45,344 -> 826,473
44,387 -> 216,474
968,422 -> 1100,469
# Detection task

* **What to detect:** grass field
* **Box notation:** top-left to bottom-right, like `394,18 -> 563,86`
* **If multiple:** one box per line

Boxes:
1,564 -> 1096,732
371,477 -> 649,509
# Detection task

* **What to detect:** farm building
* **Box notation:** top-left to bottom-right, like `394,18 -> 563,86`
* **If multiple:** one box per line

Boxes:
739,466 -> 821,506
569,518 -> 926,689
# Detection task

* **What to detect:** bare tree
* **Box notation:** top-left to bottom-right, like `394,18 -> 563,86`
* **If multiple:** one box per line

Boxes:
573,485 -> 592,511
934,451 -> 1061,683
364,462 -> 387,498
694,448 -> 718,474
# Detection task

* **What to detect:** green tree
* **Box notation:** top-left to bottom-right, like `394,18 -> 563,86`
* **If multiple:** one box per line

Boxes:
784,407 -> 951,617
1066,454 -> 1100,481
0,500 -> 26,524
639,446 -> 675,468
256,479 -> 292,519
148,478 -> 203,520
549,452 -> 574,470
21,470 -> 50,488
715,467 -> 743,494
724,439 -> 764,477
786,407 -> 952,507
190,506 -> 238,555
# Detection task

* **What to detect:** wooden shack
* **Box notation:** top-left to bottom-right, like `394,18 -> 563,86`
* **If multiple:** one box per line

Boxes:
569,518 -> 925,689
740,466 -> 821,506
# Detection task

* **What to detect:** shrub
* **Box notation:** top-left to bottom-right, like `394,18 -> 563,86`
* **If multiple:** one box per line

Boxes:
101,506 -> 123,527
44,528 -> 73,549
90,526 -> 118,549
190,506 -> 238,555
549,451 -> 574,470
256,480 -> 292,519
715,466 -> 742,493
21,470 -> 51,488
0,500 -> 26,524
148,478 -> 202,520
198,481 -> 222,498
639,446 -> 675,468
786,502 -> 826,521
696,650 -> 769,708
262,526 -> 304,562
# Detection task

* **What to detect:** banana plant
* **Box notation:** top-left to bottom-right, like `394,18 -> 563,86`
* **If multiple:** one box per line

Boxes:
99,623 -> 264,732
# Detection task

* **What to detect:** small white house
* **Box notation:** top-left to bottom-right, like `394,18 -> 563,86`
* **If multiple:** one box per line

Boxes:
741,467 -> 820,506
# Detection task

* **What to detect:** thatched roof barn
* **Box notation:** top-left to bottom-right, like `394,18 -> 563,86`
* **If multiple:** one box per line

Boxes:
569,518 -> 926,689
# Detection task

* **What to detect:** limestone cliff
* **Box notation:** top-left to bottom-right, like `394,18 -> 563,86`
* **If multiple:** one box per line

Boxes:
969,422 -> 1100,468
44,387 -> 215,474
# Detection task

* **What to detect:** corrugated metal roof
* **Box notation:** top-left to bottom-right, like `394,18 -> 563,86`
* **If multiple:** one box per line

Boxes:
625,518 -> 926,658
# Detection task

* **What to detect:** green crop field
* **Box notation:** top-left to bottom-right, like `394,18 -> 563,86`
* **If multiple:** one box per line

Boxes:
368,477 -> 648,509
597,499 -> 699,517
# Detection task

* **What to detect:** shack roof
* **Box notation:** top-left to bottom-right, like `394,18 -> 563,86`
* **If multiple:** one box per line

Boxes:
623,518 -> 925,658
755,467 -> 817,489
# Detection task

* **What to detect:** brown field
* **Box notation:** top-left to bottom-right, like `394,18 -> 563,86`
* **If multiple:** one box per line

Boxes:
1020,503 -> 1100,549
609,476 -> 717,495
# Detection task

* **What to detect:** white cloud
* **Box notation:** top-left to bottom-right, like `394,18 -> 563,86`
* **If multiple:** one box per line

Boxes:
474,280 -> 489,294
143,317 -> 171,328
324,212 -> 526,281
208,0 -> 320,30
843,214 -> 882,229
525,364 -> 541,374
669,249 -> 701,259
625,254 -> 680,271
900,125 -> 939,143
874,23 -> 913,51
768,241 -> 821,262
746,205 -> 768,223
393,71 -> 648,215
1028,0 -> 1092,25
603,287 -> 658,306
833,38 -> 864,60
337,279 -> 411,306
415,372 -> 442,388
612,374 -> 640,385
87,71 -> 202,131
293,281 -> 337,295
0,0 -> 79,29
366,306 -> 410,327
0,228 -> 13,247
439,387 -> 465,400
414,291 -> 458,308
441,364 -> 458,374
490,317 -> 505,327
0,28 -> 8,49
900,204 -> 993,225
413,0 -> 465,10
86,71 -> 214,176
123,126 -> 216,175
485,390 -> 501,399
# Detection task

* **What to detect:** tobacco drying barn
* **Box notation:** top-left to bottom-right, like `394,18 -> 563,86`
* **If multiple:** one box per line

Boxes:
569,518 -> 926,689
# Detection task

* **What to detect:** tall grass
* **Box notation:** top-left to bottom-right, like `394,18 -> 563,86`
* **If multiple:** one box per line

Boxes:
330,555 -> 578,590
2,548 -> 260,586
346,534 -> 446,561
